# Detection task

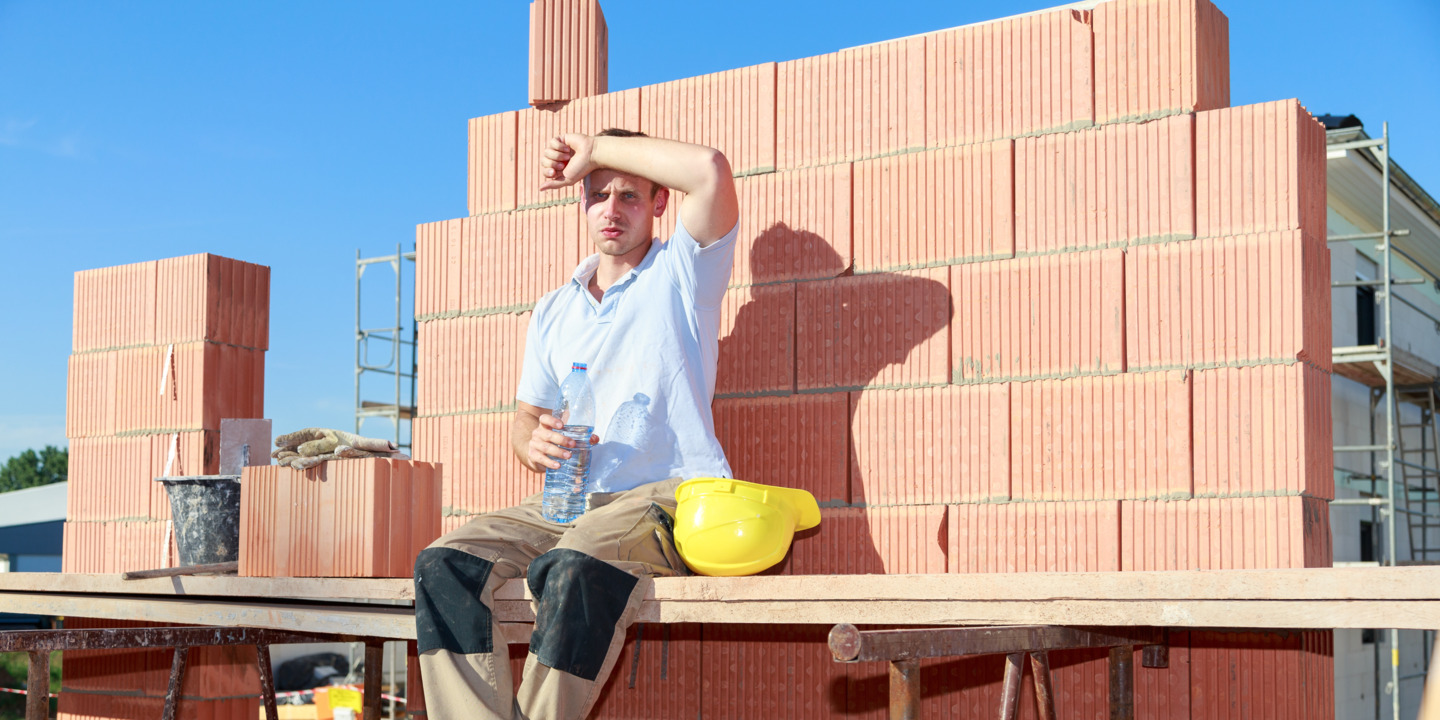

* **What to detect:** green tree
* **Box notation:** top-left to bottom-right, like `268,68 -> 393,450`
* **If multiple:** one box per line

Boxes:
0,446 -> 68,493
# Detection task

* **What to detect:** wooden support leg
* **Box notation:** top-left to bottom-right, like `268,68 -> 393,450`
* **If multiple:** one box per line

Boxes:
406,640 -> 427,719
889,658 -> 920,720
1030,650 -> 1057,720
364,640 -> 384,720
999,652 -> 1024,720
1107,645 -> 1134,720
25,651 -> 48,720
162,647 -> 189,720
1420,631 -> 1440,720
256,643 -> 279,720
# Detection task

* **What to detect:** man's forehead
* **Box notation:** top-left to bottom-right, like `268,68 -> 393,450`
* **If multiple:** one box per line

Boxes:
585,169 -> 652,192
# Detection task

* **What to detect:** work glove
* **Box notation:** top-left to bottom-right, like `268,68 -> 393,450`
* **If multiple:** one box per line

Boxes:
272,428 -> 409,469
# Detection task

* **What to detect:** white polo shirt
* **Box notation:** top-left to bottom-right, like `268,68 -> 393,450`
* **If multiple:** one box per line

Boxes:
516,217 -> 739,492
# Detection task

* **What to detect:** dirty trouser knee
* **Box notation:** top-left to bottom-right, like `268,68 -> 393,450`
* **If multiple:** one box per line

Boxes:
514,479 -> 688,720
415,503 -> 561,719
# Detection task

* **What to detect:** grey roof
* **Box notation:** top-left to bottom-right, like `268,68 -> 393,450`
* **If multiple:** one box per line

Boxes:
0,483 -> 67,529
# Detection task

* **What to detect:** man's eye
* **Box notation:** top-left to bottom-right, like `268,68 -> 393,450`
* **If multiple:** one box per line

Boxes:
624,193 -> 637,200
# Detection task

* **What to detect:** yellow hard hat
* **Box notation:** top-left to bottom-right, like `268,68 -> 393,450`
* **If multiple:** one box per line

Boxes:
672,478 -> 822,577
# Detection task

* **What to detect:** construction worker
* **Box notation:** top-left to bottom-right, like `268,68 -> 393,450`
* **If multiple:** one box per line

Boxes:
413,129 -> 740,719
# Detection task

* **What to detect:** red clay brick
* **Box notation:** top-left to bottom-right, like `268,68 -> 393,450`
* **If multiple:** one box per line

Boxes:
850,385 -> 1009,505
1127,231 -> 1332,371
589,624 -> 702,719
527,0 -> 606,106
717,283 -> 796,396
948,501 -> 1122,573
640,63 -> 776,177
414,412 -> 535,516
952,251 -> 1125,383
854,141 -> 1014,272
784,506 -> 947,575
62,520 -> 176,574
926,7 -> 1094,148
702,624 -> 848,719
468,112 -> 519,215
1120,496 -> 1332,570
72,260 -> 156,352
1012,371 -> 1191,501
1192,363 -> 1333,498
796,268 -> 950,391
713,393 -> 847,505
778,36 -> 925,169
733,164 -> 852,285
1189,630 -> 1333,720
1196,100 -> 1328,240
1093,0 -> 1230,123
416,313 -> 529,417
1015,114 -> 1194,254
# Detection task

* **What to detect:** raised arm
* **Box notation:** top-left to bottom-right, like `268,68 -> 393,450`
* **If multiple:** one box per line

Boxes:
540,133 -> 739,246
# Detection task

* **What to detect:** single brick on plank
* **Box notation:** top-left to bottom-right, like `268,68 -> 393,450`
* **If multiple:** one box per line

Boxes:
1012,371 -> 1192,501
1015,113 -> 1194,255
713,392 -> 846,506
733,164 -> 851,286
717,283 -> 796,397
854,141 -> 1014,272
1196,99 -> 1328,240
777,35 -> 925,169
515,89 -> 641,210
1093,0 -> 1230,123
952,250 -> 1125,383
850,385 -> 1009,506
926,7 -> 1094,148
639,63 -> 776,177
796,267 -> 950,391
947,501 -> 1122,573
1121,496 -> 1333,570
1192,363 -> 1333,499
1126,230 -> 1332,372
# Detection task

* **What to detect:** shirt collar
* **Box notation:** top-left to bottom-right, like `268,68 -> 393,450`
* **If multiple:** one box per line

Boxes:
570,238 -> 662,294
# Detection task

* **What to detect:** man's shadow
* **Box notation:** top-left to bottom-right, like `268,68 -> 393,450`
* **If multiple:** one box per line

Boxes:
715,221 -> 953,575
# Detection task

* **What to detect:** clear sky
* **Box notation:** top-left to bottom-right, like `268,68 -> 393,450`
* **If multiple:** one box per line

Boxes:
2,0 -> 1437,464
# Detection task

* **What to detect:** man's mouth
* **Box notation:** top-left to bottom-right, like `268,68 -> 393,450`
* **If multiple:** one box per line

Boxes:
600,227 -> 623,239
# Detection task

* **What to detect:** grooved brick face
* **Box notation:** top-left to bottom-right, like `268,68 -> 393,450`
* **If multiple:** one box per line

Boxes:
733,164 -> 852,285
415,313 -> 529,417
777,36 -> 925,169
1126,231 -> 1333,372
63,520 -> 178,573
1093,0 -> 1231,122
717,283 -> 796,397
853,141 -> 1014,272
948,501 -> 1122,573
1015,114 -> 1195,254
414,413 -> 536,516
850,385 -> 1009,505
1120,496 -> 1333,571
1189,630 -> 1334,720
783,506 -> 947,575
701,625 -> 847,720
712,393 -> 847,505
527,0 -> 607,106
468,112 -> 519,215
1196,99 -> 1328,240
951,250 -> 1125,383
926,7 -> 1094,148
1012,371 -> 1192,501
415,208 -> 580,317
67,431 -> 217,523
795,267 -> 950,391
589,624 -> 702,719
514,89 -> 641,210
639,63 -> 777,177
72,260 -> 156,352
1192,363 -> 1334,498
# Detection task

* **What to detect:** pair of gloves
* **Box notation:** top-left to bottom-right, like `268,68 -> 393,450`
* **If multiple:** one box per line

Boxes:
272,428 -> 410,470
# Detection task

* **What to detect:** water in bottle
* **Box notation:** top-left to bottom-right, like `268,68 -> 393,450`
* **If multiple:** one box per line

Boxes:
542,362 -> 596,523
591,392 -> 651,489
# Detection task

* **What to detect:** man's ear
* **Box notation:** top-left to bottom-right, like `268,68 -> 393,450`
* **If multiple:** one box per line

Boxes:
652,186 -> 670,217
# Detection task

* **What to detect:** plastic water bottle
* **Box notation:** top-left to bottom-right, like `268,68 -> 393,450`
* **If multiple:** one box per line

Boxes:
542,362 -> 596,523
591,393 -> 651,489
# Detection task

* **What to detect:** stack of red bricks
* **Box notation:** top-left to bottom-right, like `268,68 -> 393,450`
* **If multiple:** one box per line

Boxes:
62,253 -> 270,720
413,0 -> 1335,715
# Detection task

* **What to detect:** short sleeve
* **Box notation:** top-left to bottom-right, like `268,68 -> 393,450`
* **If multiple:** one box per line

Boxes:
661,216 -> 739,310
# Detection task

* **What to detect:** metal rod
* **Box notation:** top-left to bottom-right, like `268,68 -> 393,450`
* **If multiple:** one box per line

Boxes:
257,643 -> 279,720
25,651 -> 47,720
1030,651 -> 1058,720
889,658 -> 920,720
355,248 -> 362,435
1331,136 -> 1387,151
1393,291 -> 1440,328
999,652 -> 1024,720
395,242 -> 403,452
162,646 -> 189,720
1332,498 -> 1388,506
1108,645 -> 1134,720
1333,278 -> 1427,288
365,641 -> 384,720
1338,444 -> 1391,453
1384,120 -> 1401,720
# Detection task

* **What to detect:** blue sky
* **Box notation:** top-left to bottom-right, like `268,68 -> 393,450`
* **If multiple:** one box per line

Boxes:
1,0 -> 1437,463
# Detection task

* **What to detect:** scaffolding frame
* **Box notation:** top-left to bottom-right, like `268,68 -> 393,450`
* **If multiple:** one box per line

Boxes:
355,245 -> 417,453
1329,122 -> 1440,720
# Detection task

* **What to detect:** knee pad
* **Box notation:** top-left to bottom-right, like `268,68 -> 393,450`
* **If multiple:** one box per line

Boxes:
526,548 -> 639,681
414,547 -> 496,655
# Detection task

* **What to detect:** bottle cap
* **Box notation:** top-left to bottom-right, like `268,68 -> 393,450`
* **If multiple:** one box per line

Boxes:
572,362 -> 587,371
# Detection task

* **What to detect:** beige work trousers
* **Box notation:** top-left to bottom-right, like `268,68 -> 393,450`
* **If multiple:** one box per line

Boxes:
414,478 -> 687,720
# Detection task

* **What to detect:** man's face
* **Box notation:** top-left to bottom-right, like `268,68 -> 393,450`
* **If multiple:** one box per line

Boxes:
582,169 -> 667,260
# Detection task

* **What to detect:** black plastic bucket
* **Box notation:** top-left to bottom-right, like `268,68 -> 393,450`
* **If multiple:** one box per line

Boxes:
158,475 -> 241,566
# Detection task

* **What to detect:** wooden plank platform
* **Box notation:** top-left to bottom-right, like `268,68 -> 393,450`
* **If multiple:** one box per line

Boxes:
0,567 -> 1436,635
